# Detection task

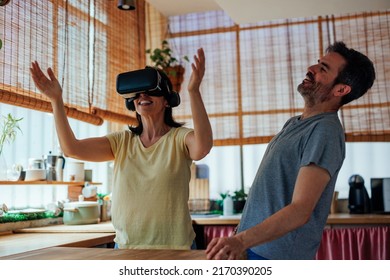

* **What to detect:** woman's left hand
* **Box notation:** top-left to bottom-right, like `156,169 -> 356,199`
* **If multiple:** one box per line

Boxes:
185,47 -> 212,161
188,48 -> 205,93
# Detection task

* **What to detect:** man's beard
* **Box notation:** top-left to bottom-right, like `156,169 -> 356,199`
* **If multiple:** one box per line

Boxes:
297,78 -> 335,107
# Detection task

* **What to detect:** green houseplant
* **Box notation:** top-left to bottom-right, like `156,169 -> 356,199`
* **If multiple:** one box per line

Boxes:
0,113 -> 23,156
0,113 -> 23,180
146,40 -> 189,92
232,189 -> 247,214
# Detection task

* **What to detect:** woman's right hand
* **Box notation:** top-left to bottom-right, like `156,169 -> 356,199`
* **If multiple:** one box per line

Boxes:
29,60 -> 114,162
30,61 -> 63,102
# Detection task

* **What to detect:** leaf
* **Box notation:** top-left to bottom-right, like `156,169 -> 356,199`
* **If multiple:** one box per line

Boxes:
0,113 -> 23,155
146,40 -> 189,68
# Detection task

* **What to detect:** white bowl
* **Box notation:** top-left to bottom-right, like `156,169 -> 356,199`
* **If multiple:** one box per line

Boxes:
24,169 -> 46,181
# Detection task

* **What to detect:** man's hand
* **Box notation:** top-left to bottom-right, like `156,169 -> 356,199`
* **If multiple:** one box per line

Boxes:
205,236 -> 246,260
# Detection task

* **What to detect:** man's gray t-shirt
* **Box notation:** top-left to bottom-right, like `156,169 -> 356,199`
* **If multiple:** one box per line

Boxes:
237,112 -> 345,260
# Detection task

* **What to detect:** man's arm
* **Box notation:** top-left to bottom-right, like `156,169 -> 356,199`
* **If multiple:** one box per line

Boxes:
206,163 -> 330,260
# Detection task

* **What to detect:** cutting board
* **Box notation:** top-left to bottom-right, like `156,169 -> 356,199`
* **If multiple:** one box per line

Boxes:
14,221 -> 115,233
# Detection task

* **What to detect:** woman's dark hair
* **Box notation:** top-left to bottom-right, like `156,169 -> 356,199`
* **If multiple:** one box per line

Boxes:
129,68 -> 183,135
327,41 -> 376,105
129,108 -> 183,135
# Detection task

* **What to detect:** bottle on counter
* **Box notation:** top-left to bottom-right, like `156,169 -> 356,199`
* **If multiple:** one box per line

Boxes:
56,148 -> 66,182
223,195 -> 233,216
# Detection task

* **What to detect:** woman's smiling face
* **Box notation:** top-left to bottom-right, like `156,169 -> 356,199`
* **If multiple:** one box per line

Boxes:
134,92 -> 168,114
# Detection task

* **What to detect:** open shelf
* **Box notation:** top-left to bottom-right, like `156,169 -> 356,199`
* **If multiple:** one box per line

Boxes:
0,181 -> 101,185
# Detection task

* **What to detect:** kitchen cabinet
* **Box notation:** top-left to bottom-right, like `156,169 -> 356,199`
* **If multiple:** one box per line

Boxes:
192,214 -> 390,260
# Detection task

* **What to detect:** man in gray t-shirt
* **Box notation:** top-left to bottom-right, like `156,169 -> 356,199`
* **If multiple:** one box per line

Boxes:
206,42 -> 376,260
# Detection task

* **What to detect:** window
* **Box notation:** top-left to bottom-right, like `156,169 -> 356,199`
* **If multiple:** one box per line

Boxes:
147,9 -> 390,199
0,0 -> 146,210
0,0 -> 145,125
0,103 -> 110,209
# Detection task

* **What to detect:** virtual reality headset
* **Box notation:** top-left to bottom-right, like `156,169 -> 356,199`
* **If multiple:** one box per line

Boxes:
116,67 -> 166,99
116,66 -> 181,111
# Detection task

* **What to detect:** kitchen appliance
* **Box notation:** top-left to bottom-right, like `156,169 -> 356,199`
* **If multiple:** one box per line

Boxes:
56,151 -> 66,182
63,201 -> 100,225
24,169 -> 46,181
28,158 -> 45,169
45,153 -> 59,181
67,161 -> 85,182
348,174 -> 371,214
370,178 -> 390,213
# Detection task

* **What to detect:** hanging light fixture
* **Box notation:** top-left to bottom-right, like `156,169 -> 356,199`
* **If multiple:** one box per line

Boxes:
0,0 -> 12,6
118,0 -> 136,10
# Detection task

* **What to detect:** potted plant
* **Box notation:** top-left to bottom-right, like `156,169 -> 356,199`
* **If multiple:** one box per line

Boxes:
232,188 -> 247,214
146,40 -> 189,92
0,113 -> 23,180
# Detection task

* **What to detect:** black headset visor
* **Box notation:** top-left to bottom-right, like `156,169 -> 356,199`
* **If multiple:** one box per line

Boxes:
116,68 -> 163,99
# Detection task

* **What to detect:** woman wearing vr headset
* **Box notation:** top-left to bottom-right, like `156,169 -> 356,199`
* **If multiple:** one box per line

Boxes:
30,48 -> 212,250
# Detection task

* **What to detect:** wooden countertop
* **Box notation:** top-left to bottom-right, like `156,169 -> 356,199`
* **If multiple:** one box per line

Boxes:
0,232 -> 115,257
326,213 -> 390,224
192,215 -> 242,225
14,221 -> 115,233
0,246 -> 207,260
12,213 -> 390,235
192,213 -> 390,225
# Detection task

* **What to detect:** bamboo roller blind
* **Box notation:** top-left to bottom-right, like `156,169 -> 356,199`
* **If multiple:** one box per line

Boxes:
151,10 -> 390,145
1,2 -> 389,144
0,0 -> 146,125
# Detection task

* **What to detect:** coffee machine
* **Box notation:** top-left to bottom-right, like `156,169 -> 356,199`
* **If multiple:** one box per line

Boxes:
371,178 -> 390,213
348,174 -> 371,214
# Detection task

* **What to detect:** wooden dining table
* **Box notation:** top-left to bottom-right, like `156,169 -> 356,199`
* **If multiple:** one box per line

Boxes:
0,246 -> 207,260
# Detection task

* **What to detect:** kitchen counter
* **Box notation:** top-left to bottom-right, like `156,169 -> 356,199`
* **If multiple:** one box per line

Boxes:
192,213 -> 390,225
1,214 -> 390,259
0,246 -> 207,260
326,213 -> 390,225
0,231 -> 115,257
13,221 -> 115,233
192,214 -> 241,225
8,213 -> 390,234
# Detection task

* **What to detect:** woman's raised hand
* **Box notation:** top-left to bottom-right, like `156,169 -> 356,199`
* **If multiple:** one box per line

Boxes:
187,48 -> 205,94
30,61 -> 62,102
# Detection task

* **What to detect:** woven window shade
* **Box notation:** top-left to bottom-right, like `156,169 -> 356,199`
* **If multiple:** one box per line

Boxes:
147,10 -> 390,145
333,12 -> 390,142
0,0 -> 146,125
